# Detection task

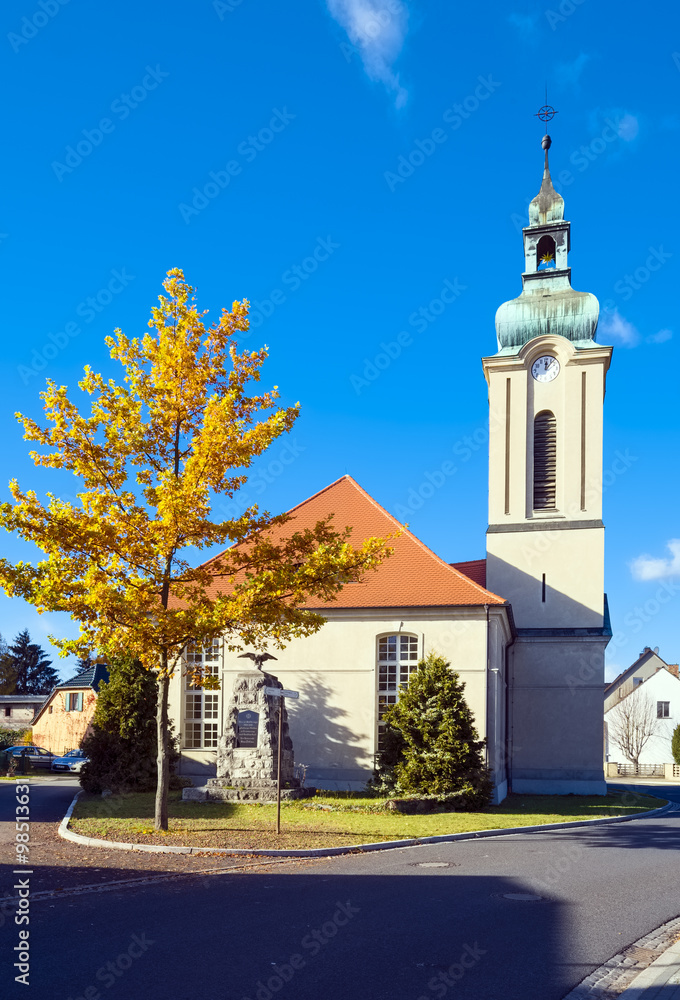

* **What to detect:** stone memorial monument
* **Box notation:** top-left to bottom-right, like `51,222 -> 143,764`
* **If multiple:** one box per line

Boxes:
182,663 -> 314,803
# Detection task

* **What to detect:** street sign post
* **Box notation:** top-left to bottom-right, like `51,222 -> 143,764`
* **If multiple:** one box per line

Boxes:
263,687 -> 300,834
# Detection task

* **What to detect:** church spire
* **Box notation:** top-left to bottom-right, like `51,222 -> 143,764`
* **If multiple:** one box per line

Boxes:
493,133 -> 600,353
528,135 -> 564,225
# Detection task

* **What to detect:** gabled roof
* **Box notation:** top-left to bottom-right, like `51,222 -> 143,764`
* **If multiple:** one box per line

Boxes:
604,648 -> 668,695
55,664 -> 109,692
193,476 -> 506,610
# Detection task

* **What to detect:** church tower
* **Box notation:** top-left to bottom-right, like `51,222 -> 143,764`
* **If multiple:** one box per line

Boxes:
483,134 -> 612,795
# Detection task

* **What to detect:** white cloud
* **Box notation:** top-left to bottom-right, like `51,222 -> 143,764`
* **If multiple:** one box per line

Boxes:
556,52 -> 591,89
507,12 -> 538,39
588,107 -> 640,143
599,308 -> 640,348
617,113 -> 639,141
327,0 -> 410,107
647,328 -> 673,344
631,540 -> 680,581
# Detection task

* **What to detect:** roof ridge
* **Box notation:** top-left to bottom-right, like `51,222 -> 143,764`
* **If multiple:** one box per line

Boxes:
342,479 -> 506,605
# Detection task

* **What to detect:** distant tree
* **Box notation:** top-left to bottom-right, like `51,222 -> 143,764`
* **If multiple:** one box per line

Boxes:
672,724 -> 680,767
75,652 -> 93,672
0,633 -> 14,693
7,630 -> 59,695
81,654 -> 178,794
374,651 -> 492,806
608,689 -> 659,770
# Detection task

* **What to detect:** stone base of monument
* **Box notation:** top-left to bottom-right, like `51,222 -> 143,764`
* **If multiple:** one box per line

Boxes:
183,781 -> 316,803
181,669 -> 316,804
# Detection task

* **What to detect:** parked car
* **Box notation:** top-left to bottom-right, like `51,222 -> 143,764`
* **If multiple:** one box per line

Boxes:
51,749 -> 88,773
1,745 -> 56,769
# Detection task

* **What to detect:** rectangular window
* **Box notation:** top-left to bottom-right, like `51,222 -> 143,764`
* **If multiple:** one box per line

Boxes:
66,692 -> 83,712
183,641 -> 221,748
657,701 -> 670,719
4,706 -> 10,717
377,634 -> 419,752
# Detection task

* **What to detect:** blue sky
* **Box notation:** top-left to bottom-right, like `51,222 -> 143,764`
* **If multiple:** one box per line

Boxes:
1,0 -> 678,681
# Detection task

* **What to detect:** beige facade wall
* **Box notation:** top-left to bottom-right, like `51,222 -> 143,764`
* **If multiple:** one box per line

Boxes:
32,689 -> 97,754
483,333 -> 612,795
484,336 -> 611,527
171,606 -> 512,798
1,704 -> 42,731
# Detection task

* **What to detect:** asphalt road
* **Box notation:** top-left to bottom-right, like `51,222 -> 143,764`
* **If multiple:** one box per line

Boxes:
1,784 -> 679,1000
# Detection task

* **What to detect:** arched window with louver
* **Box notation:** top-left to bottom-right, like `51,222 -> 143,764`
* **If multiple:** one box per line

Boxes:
534,410 -> 557,510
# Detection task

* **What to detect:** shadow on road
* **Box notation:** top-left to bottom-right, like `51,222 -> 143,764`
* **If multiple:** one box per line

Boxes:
3,871 -> 574,1000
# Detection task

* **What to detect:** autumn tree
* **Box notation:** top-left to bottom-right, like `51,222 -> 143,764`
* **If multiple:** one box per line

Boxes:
608,689 -> 659,770
0,269 -> 392,829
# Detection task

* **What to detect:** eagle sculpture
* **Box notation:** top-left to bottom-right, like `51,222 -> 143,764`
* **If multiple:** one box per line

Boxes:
238,652 -> 278,672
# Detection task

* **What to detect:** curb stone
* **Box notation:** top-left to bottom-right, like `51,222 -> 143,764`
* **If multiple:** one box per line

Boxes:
58,792 -> 675,858
561,914 -> 680,999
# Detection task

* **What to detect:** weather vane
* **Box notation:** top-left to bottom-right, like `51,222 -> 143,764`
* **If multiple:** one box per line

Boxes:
534,86 -> 559,123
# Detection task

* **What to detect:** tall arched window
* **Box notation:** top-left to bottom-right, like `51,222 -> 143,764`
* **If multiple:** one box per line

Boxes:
183,640 -> 221,749
376,634 -> 419,751
534,410 -> 557,510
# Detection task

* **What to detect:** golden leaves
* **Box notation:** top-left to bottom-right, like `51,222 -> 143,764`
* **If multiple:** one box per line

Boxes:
0,268 -> 392,675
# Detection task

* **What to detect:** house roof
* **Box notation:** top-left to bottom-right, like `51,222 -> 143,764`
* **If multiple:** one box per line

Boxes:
189,475 -> 507,610
604,647 -> 670,695
54,664 -> 109,692
604,662 -> 680,709
450,559 -> 487,588
0,695 -> 47,704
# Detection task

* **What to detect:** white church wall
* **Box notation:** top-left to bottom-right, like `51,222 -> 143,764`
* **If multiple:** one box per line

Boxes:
173,606 -> 511,792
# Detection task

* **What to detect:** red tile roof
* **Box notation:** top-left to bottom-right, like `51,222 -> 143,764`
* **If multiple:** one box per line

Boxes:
450,559 -> 487,588
195,475 -> 506,610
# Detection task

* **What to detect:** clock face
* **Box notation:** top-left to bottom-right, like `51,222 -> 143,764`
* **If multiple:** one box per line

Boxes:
531,355 -> 560,383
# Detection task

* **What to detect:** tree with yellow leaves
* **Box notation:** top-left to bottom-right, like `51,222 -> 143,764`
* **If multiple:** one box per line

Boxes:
0,269 -> 392,829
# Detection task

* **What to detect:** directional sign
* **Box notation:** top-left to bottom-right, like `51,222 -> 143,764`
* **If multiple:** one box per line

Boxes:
264,686 -> 299,699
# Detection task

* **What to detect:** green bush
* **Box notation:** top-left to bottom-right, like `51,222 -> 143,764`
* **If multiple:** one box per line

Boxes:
0,727 -> 31,750
672,724 -> 680,766
81,655 -> 179,794
371,651 -> 492,807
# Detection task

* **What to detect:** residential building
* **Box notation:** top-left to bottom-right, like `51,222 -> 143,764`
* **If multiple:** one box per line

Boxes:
0,694 -> 47,731
32,664 -> 109,755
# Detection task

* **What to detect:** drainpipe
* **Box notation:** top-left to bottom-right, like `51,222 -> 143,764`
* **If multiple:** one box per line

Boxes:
505,632 -> 516,794
484,604 -> 490,769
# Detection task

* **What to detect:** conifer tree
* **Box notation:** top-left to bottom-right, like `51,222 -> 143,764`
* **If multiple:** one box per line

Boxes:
375,651 -> 491,805
7,629 -> 59,694
672,724 -> 680,767
81,654 -> 178,793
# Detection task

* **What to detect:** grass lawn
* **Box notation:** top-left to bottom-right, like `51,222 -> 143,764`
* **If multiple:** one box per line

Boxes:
68,790 -> 664,851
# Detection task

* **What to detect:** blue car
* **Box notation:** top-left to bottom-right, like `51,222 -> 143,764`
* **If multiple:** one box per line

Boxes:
51,749 -> 89,773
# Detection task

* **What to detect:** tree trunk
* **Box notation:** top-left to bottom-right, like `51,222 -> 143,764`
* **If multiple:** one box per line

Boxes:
155,671 -> 170,831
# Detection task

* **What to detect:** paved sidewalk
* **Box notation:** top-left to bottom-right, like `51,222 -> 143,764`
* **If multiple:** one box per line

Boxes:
618,938 -> 680,998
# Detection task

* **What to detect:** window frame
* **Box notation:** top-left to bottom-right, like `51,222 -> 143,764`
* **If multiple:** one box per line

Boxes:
182,640 -> 222,750
376,633 -> 420,753
657,700 -> 670,719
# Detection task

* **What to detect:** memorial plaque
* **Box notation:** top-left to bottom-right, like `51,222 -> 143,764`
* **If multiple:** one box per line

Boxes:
236,710 -> 259,748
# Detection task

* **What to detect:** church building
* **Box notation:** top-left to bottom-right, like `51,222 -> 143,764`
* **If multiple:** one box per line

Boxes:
169,135 -> 613,802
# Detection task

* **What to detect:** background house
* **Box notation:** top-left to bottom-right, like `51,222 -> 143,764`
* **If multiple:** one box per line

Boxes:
32,664 -> 109,754
604,649 -> 680,766
0,694 -> 47,732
